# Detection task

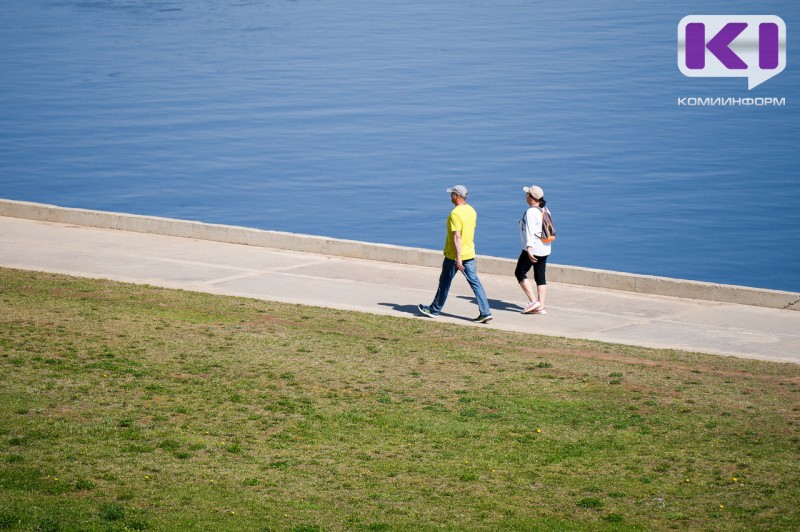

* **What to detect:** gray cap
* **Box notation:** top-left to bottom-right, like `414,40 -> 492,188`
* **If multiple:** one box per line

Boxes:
446,185 -> 468,197
523,185 -> 544,200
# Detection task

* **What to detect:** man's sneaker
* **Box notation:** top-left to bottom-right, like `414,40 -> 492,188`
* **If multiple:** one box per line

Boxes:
521,301 -> 542,314
418,304 -> 438,318
473,314 -> 493,323
532,306 -> 547,315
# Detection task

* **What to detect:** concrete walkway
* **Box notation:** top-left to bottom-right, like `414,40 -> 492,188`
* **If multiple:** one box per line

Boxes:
2,215 -> 799,364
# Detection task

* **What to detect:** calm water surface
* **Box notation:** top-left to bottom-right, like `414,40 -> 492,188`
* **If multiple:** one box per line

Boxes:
1,0 -> 799,291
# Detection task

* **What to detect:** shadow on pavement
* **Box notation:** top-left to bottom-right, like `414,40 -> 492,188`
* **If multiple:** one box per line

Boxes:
456,295 -> 523,313
378,302 -> 477,322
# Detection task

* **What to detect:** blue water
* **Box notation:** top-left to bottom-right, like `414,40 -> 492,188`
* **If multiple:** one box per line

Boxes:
1,0 -> 799,292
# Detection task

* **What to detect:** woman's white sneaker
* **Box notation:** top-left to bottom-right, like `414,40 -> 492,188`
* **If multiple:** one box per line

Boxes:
521,301 -> 542,314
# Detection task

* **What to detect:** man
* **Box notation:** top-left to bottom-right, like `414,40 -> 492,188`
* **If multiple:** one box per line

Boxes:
418,185 -> 493,323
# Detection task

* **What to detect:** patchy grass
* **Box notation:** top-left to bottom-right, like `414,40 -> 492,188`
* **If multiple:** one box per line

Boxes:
1,267 -> 799,531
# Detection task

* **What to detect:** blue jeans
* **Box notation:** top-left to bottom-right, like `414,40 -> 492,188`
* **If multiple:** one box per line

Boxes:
429,258 -> 491,316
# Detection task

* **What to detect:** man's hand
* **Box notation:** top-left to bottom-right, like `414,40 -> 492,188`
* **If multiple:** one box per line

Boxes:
456,259 -> 465,271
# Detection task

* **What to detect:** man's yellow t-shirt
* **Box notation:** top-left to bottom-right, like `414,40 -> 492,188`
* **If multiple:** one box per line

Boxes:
443,204 -> 477,261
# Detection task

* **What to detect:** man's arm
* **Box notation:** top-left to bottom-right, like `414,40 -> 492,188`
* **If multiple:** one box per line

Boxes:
453,230 -> 464,271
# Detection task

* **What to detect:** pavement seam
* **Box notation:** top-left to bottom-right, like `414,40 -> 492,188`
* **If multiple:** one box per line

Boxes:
203,272 -> 266,285
265,259 -> 333,274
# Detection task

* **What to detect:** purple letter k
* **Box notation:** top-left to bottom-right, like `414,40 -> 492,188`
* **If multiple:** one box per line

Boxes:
686,22 -> 748,70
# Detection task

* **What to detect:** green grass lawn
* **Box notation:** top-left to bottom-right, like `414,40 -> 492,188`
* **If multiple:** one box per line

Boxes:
1,267 -> 799,531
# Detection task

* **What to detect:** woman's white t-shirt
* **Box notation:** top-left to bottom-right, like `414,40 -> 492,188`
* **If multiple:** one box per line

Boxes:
519,206 -> 552,257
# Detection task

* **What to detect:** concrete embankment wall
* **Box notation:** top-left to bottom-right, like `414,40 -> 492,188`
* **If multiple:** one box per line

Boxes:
2,199 -> 798,311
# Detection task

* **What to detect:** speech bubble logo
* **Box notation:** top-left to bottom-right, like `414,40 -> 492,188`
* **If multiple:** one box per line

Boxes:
678,15 -> 786,90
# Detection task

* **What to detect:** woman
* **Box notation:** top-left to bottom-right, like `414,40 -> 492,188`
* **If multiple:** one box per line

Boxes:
516,185 -> 552,314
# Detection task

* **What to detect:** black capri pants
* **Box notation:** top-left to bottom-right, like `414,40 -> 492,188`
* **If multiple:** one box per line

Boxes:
514,250 -> 548,285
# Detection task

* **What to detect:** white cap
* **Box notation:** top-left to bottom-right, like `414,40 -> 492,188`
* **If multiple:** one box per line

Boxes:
523,185 -> 544,199
446,185 -> 468,197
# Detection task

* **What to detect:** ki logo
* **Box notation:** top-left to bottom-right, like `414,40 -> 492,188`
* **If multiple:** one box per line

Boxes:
678,15 -> 786,89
